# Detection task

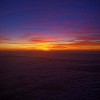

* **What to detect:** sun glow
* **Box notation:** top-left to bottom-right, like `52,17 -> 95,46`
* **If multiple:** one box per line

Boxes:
35,44 -> 53,51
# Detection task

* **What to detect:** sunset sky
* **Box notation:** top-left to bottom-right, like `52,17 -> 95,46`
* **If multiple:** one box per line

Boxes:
0,0 -> 100,51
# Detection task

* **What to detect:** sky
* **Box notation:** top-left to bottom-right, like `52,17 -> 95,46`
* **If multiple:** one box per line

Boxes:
0,0 -> 100,51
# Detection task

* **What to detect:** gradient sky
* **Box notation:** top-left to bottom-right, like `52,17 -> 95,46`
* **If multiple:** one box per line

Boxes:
0,0 -> 100,51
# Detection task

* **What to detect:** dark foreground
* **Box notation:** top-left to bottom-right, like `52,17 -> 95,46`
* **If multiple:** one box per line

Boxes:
0,51 -> 100,100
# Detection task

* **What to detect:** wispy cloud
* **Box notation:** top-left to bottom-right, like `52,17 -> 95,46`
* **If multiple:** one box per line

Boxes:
0,36 -> 11,43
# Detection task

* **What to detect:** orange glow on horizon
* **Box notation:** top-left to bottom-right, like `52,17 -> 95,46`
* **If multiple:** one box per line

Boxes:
0,35 -> 100,51
0,42 -> 100,51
